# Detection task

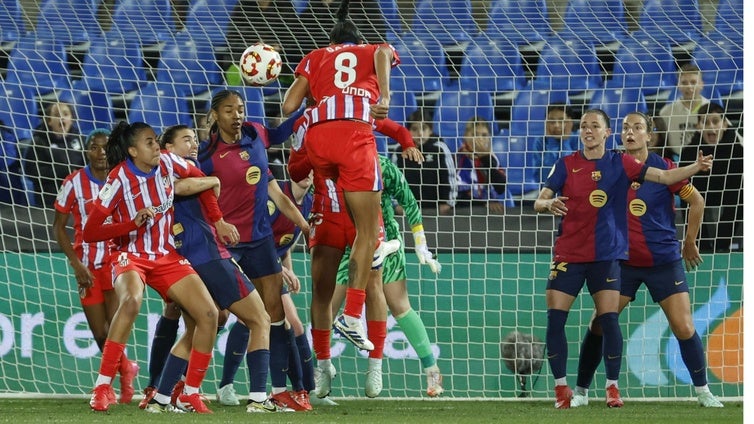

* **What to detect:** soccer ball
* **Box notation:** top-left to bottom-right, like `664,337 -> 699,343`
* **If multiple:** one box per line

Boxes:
239,43 -> 282,86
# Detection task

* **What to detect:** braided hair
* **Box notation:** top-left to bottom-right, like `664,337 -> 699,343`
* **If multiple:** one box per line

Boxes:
198,89 -> 244,162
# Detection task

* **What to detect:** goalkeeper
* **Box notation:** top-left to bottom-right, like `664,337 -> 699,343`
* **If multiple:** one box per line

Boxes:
331,120 -> 444,399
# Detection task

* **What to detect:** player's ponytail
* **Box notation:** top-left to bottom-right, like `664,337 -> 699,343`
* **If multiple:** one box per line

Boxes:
329,0 -> 363,44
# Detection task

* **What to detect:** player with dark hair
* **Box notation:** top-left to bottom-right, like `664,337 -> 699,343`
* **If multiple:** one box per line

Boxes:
83,121 -> 239,413
52,129 -> 139,405
198,89 -> 310,411
533,109 -> 712,409
570,112 -> 723,408
282,0 -> 400,364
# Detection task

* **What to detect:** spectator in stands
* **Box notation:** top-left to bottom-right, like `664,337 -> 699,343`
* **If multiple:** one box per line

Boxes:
648,115 -> 678,162
680,102 -> 743,253
455,117 -> 507,214
395,110 -> 457,215
658,64 -> 709,157
530,104 -> 579,185
24,101 -> 86,208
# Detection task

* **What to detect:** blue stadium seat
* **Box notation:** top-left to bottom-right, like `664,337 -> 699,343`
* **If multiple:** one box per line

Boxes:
185,0 -> 238,51
0,80 -> 38,143
201,85 -> 266,126
35,0 -> 102,47
0,0 -> 26,46
509,87 -> 569,140
562,0 -> 627,46
410,0 -> 474,46
387,91 -> 418,127
5,36 -> 72,98
156,31 -> 223,97
459,37 -> 526,94
485,0 -> 550,46
532,32 -> 603,96
713,0 -> 743,42
379,0 -> 402,42
127,82 -> 192,128
639,0 -> 702,47
59,82 -> 115,136
390,34 -> 448,94
494,133 -> 539,198
79,33 -> 146,96
292,0 -> 308,14
110,0 -> 175,46
588,86 -> 648,150
692,32 -> 743,97
0,132 -> 35,206
608,32 -> 677,96
432,89 -> 495,152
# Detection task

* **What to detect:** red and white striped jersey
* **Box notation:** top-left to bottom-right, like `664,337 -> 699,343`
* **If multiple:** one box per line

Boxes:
54,166 -> 112,269
94,153 -> 193,260
295,43 -> 399,126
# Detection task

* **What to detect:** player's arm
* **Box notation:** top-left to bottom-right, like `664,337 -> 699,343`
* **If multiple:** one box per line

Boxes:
175,176 -> 221,198
375,118 -> 423,163
52,210 -> 94,290
370,45 -> 394,120
644,151 -> 712,185
83,204 -> 149,242
279,250 -> 301,294
267,106 -> 305,145
679,184 -> 705,271
534,187 -> 569,216
268,180 -> 310,235
282,76 -> 310,116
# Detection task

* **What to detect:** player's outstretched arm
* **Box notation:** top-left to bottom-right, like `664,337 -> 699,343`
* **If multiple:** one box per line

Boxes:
645,151 -> 712,186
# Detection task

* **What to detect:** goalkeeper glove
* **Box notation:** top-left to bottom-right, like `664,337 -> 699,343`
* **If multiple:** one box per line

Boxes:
412,225 -> 442,274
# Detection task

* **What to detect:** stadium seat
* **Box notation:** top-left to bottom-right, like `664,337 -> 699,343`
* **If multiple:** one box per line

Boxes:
387,91 -> 418,127
5,36 -> 72,98
588,86 -> 648,150
185,0 -> 238,51
692,32 -> 743,97
0,133 -> 35,206
532,32 -> 603,97
509,87 -> 569,140
156,31 -> 223,97
109,0 -> 176,46
379,0 -> 402,42
608,32 -> 677,97
410,0 -> 474,46
127,82 -> 192,129
562,0 -> 627,47
712,0 -> 743,42
638,0 -> 702,48
496,133 -> 540,198
201,85 -> 266,125
390,34 -> 448,95
35,0 -> 102,48
292,0 -> 308,14
432,89 -> 495,152
0,0 -> 25,46
0,80 -> 38,143
458,37 -> 526,95
59,82 -> 115,136
485,0 -> 550,47
79,33 -> 146,96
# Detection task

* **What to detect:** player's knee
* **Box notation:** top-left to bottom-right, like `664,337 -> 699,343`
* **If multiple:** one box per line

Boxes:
670,320 -> 695,340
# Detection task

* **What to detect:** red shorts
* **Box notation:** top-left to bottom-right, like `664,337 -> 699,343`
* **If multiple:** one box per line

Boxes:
306,120 -> 383,192
111,251 -> 197,301
79,264 -> 115,306
308,208 -> 385,251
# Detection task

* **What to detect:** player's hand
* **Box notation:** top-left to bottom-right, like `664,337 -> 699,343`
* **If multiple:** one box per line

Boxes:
401,146 -> 424,164
548,196 -> 569,217
370,98 -> 390,120
696,151 -> 713,173
134,207 -> 155,227
72,261 -> 94,290
682,242 -> 703,271
415,244 -> 442,274
281,266 -> 300,294
214,218 -> 240,246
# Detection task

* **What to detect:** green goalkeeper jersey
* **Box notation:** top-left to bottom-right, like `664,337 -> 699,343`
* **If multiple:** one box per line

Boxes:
379,155 -> 423,243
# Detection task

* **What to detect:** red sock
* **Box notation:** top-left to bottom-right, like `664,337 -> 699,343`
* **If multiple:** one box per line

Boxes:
184,349 -> 212,389
367,320 -> 387,359
118,352 -> 130,375
343,288 -> 366,319
311,328 -> 331,360
99,340 -> 126,379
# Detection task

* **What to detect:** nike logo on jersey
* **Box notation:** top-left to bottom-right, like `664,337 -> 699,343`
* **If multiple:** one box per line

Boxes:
606,278 -> 618,282
572,168 -> 584,173
675,281 -> 684,286
220,152 -> 230,158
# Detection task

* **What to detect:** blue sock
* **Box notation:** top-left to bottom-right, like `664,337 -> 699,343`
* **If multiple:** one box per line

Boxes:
269,323 -> 290,388
148,316 -> 179,387
546,309 -> 569,380
156,353 -> 187,397
286,328 -> 304,391
679,331 -> 708,387
247,349 -> 270,394
597,312 -> 623,381
220,322 -> 250,387
576,328 -> 603,389
296,334 -> 315,392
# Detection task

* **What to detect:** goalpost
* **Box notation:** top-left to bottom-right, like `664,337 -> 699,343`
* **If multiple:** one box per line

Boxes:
0,0 -> 743,401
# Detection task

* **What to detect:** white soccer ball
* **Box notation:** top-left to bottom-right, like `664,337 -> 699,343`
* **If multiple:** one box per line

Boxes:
239,43 -> 282,86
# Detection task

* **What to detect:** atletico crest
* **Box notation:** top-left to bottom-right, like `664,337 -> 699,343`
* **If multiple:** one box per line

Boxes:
591,170 -> 602,181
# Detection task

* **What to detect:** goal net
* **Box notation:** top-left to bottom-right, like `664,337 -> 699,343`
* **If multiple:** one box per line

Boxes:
0,0 -> 743,401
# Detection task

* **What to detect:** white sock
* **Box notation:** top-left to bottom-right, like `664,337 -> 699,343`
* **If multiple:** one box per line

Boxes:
272,387 -> 287,395
94,374 -> 112,387
575,386 -> 588,396
605,380 -> 618,389
368,357 -> 382,370
318,358 -> 332,369
555,377 -> 567,386
695,385 -> 711,395
249,392 -> 267,403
